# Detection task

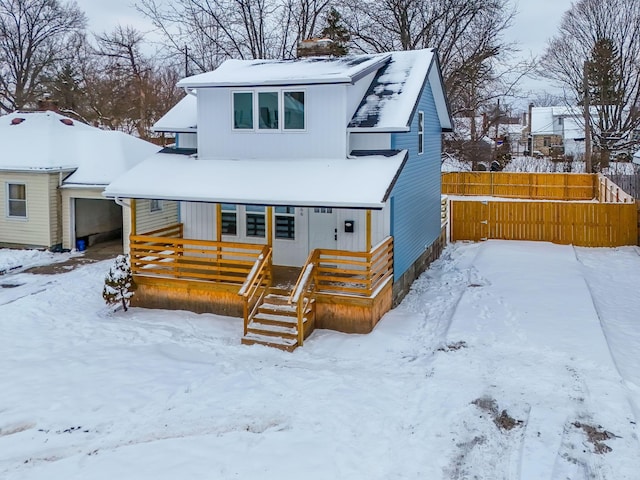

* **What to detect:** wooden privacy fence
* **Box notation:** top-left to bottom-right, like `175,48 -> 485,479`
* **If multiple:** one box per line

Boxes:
443,172 -> 638,247
604,174 -> 640,199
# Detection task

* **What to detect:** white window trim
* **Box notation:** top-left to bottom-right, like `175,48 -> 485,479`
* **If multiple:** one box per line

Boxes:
245,205 -> 267,238
220,204 -> 238,237
282,90 -> 306,132
149,199 -> 163,213
231,89 -> 307,133
273,206 -> 296,240
418,111 -> 424,155
6,182 -> 27,219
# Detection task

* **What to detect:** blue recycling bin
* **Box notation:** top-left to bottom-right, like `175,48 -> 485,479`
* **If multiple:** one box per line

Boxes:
76,239 -> 86,251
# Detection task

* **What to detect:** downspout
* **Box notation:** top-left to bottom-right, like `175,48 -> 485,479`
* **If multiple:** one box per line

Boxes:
56,171 -> 64,250
115,196 -> 132,254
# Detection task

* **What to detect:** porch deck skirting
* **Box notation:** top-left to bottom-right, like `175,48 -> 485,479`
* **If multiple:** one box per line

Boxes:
131,276 -> 245,317
131,275 -> 393,334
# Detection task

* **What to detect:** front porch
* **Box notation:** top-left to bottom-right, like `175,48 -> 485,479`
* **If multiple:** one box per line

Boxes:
129,223 -> 393,350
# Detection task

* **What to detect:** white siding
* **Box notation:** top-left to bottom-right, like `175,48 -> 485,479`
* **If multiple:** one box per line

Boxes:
371,202 -> 391,246
135,199 -> 179,234
197,85 -> 347,160
176,133 -> 197,149
181,201 -> 216,240
349,133 -> 391,151
0,171 -> 58,247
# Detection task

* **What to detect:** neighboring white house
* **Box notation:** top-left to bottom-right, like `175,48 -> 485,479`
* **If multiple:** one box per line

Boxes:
0,110 -> 160,250
530,106 -> 587,157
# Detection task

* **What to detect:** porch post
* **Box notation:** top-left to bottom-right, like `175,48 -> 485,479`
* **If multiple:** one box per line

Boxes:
366,209 -> 372,251
267,206 -> 273,247
216,203 -> 222,242
131,199 -> 137,236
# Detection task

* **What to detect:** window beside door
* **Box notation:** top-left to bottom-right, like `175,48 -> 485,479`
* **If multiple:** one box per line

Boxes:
274,206 -> 295,239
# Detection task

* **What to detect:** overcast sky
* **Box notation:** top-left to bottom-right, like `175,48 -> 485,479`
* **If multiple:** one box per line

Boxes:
76,0 -> 575,102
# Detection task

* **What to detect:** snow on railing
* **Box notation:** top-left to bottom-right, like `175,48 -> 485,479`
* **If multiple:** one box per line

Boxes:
238,253 -> 264,296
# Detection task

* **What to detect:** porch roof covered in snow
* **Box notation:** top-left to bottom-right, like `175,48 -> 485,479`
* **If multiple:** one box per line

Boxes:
104,151 -> 408,209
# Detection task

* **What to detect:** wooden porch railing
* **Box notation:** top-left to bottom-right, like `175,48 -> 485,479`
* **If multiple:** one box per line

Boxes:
306,236 -> 394,297
129,223 -> 267,284
239,247 -> 273,335
288,250 -> 319,346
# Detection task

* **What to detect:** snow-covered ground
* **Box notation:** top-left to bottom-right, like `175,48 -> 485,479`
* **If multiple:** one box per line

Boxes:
1,241 -> 639,479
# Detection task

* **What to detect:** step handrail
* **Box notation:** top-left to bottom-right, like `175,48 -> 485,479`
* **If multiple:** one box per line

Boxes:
239,246 -> 272,335
288,250 -> 319,346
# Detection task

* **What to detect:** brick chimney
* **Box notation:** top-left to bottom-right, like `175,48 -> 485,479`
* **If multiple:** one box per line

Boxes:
37,94 -> 59,112
297,38 -> 335,58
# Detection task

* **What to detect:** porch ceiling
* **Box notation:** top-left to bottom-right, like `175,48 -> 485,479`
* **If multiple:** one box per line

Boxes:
104,151 -> 408,209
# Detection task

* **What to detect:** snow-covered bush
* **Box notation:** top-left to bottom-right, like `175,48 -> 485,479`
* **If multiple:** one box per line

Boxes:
102,254 -> 135,312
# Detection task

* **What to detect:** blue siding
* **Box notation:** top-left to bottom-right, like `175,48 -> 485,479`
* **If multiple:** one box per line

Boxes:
390,81 -> 442,281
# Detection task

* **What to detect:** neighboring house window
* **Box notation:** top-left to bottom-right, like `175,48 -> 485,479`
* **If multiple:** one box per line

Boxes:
543,136 -> 551,147
557,117 -> 563,126
284,91 -> 305,129
233,92 -> 254,129
7,183 -> 26,218
246,205 -> 266,237
274,206 -> 295,239
150,199 -> 163,212
314,207 -> 332,213
221,203 -> 237,235
418,111 -> 424,155
258,92 -> 279,129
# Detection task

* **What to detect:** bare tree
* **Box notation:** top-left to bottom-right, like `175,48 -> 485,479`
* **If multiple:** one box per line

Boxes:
86,26 -> 183,138
0,0 -> 86,113
138,0 -> 331,73
540,0 -> 640,166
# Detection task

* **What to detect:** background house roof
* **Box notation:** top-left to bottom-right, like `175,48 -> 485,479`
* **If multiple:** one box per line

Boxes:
152,94 -> 197,133
105,151 -> 408,209
348,49 -> 452,132
177,54 -> 390,88
0,111 -> 160,186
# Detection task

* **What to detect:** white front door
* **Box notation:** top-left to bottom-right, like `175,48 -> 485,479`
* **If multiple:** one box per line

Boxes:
308,207 -> 338,250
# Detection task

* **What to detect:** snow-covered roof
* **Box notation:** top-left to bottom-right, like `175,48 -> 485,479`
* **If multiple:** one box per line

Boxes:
178,54 -> 389,88
0,111 -> 160,186
348,49 -> 452,132
104,151 -> 408,209
152,95 -> 197,133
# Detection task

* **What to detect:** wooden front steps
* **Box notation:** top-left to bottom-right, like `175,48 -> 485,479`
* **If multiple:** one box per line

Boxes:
241,288 -> 315,351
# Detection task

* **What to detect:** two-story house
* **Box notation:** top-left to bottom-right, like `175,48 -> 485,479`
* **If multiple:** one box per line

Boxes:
105,49 -> 453,350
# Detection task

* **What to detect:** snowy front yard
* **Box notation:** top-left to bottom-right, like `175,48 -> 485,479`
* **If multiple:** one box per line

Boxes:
1,241 -> 639,479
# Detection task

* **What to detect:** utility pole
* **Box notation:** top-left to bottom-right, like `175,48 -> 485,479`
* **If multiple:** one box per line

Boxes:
184,45 -> 189,77
583,61 -> 592,173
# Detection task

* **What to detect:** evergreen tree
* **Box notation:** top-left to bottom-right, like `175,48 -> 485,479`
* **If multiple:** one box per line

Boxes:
103,255 -> 135,312
320,8 -> 350,56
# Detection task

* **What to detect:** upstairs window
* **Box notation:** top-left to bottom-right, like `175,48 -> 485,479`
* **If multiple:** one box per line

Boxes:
258,92 -> 279,129
233,92 -> 253,129
246,205 -> 266,237
284,91 -> 305,129
233,90 -> 305,131
7,183 -> 26,218
418,111 -> 424,155
221,203 -> 237,235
